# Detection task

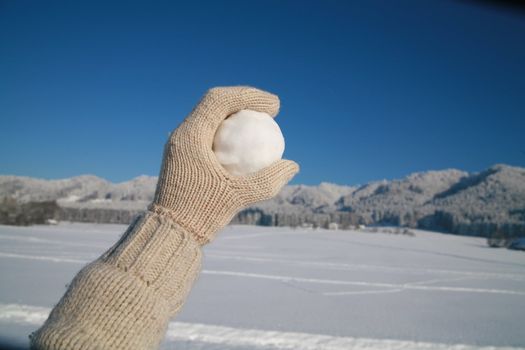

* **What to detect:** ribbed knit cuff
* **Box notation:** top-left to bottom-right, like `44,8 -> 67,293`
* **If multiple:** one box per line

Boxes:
30,211 -> 202,350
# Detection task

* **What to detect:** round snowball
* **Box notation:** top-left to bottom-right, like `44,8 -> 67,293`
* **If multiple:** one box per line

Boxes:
213,109 -> 285,176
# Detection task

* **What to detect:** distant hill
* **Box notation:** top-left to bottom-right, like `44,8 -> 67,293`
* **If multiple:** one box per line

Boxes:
0,174 -> 156,208
335,169 -> 468,226
1,164 -> 524,237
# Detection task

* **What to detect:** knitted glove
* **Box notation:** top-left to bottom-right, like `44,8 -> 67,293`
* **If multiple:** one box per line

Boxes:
30,86 -> 299,350
149,86 -> 299,244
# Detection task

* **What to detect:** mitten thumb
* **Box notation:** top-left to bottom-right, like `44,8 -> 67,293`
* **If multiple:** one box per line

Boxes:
238,159 -> 300,205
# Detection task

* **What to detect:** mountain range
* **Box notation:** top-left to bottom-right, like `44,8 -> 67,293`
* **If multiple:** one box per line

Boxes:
1,164 -> 524,237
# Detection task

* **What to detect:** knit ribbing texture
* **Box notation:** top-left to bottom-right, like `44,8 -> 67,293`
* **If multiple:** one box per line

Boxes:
30,212 -> 202,350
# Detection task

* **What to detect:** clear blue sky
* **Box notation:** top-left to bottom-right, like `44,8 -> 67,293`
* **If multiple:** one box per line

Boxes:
1,1 -> 524,185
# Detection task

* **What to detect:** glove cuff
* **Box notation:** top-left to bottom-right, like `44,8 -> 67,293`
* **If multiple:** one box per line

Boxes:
30,211 -> 202,350
148,201 -> 239,245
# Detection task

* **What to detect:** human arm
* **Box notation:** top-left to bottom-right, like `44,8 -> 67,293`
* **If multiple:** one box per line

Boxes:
29,86 -> 299,349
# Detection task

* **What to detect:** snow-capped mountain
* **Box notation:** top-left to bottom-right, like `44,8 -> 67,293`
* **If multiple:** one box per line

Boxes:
0,174 -> 157,210
1,164 -> 524,237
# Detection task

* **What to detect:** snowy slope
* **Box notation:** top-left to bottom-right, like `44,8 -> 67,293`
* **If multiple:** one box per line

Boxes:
0,224 -> 524,349
2,164 -> 525,235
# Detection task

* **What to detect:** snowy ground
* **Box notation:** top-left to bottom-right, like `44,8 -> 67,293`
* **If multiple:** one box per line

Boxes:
1,223 -> 524,349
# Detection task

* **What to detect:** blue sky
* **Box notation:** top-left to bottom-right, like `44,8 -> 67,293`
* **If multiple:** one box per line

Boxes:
1,1 -> 524,185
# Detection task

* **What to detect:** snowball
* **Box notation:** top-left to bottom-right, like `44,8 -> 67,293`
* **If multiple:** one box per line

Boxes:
213,109 -> 285,176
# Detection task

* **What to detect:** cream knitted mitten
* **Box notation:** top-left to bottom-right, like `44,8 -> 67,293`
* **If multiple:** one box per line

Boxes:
30,86 -> 299,350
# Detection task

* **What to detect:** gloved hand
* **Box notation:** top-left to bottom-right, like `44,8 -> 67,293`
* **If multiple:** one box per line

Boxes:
30,86 -> 299,350
149,86 -> 299,244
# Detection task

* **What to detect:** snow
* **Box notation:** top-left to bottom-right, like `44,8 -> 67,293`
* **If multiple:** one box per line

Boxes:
0,223 -> 524,349
213,109 -> 285,176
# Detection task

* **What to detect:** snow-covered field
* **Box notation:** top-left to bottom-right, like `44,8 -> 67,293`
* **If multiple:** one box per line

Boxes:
1,223 -> 524,349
